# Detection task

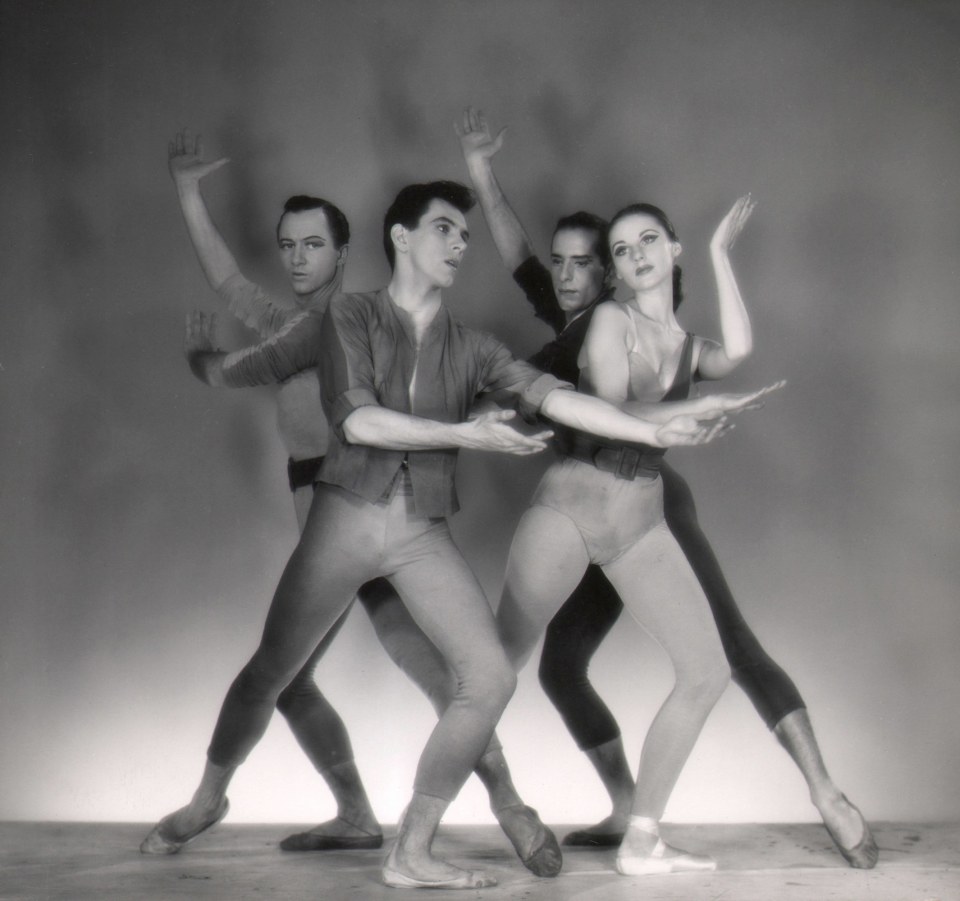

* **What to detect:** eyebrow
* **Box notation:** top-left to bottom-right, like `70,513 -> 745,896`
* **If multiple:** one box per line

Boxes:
432,216 -> 469,242
552,253 -> 595,261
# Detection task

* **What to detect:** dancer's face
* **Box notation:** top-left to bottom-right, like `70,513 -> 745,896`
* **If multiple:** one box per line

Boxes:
401,199 -> 470,289
609,213 -> 680,294
278,209 -> 345,296
550,228 -> 607,313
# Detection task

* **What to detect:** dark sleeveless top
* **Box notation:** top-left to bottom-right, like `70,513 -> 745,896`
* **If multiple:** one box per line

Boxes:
562,332 -> 697,480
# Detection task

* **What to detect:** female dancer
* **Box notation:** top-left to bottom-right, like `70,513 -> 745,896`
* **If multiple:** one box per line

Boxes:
497,197 -> 780,875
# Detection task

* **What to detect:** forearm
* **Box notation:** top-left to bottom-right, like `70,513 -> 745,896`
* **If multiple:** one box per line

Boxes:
175,182 -> 241,290
540,389 -> 665,447
708,244 -> 752,369
466,158 -> 534,272
342,406 -> 470,450
622,395 -> 719,423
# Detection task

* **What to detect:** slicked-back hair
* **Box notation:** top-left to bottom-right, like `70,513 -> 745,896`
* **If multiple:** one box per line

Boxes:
276,195 -> 350,249
608,202 -> 684,310
382,181 -> 476,270
552,211 -> 611,270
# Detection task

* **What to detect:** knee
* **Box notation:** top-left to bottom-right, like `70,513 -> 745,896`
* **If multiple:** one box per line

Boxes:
472,656 -> 516,716
538,645 -> 583,701
678,658 -> 730,707
275,673 -> 320,719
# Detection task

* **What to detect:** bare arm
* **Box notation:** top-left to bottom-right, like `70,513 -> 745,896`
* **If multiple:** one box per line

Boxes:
697,194 -> 756,380
168,129 -> 237,290
342,406 -> 553,456
455,107 -> 534,272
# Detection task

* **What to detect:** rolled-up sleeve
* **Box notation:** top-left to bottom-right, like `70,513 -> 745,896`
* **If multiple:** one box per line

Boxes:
220,310 -> 323,388
319,296 -> 382,440
475,333 -> 572,420
216,273 -> 290,338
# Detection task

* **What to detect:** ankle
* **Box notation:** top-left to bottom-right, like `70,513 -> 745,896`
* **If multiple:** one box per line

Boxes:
626,815 -> 660,836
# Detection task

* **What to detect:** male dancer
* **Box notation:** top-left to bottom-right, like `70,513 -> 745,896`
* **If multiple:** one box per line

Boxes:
156,131 -> 560,870
456,106 -> 877,869
144,177 -> 738,889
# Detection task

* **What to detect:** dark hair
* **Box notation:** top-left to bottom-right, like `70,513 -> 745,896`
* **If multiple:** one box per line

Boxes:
552,211 -> 611,269
608,202 -> 684,309
382,181 -> 476,270
276,195 -> 350,249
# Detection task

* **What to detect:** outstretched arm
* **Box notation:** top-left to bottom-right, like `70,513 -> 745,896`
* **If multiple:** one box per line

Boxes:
168,129 -> 237,290
697,194 -> 756,380
455,107 -> 534,272
343,407 -> 554,456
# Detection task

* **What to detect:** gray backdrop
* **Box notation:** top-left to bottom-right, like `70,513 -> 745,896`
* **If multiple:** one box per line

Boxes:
1,0 -> 958,826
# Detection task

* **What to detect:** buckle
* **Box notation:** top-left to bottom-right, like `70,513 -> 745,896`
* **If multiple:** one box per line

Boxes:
615,447 -> 641,480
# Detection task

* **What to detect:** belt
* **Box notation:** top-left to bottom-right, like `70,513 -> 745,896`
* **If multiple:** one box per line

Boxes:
287,456 -> 324,492
564,433 -> 664,481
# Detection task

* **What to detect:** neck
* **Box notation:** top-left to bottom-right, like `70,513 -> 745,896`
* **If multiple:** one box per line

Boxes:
388,265 -> 444,316
629,283 -> 678,328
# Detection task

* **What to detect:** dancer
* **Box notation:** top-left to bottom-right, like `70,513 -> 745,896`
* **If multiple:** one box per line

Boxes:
457,107 -> 876,870
152,131 -> 555,870
143,178 -> 732,889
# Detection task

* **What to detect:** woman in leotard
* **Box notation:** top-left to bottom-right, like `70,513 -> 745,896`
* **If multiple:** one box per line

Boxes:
497,196 -> 779,875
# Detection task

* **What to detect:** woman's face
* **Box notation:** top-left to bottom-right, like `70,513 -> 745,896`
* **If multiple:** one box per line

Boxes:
608,213 -> 680,294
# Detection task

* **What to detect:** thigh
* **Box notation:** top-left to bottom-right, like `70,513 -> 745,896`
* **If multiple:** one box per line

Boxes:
256,485 -> 380,676
498,504 -> 591,670
385,521 -> 506,677
603,522 -> 725,675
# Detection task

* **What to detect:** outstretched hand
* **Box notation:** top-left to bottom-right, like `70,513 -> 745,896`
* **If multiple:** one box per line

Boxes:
184,310 -> 220,355
655,414 -> 733,447
455,106 -> 506,165
710,193 -> 756,254
707,379 -> 786,416
168,128 -> 229,187
461,409 -> 552,456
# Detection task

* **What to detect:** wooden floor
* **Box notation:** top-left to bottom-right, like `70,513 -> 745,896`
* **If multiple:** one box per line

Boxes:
1,821 -> 958,900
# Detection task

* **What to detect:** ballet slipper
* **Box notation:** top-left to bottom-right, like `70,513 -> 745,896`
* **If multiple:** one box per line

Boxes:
824,795 -> 878,869
280,815 -> 383,851
381,845 -> 497,889
616,837 -> 716,876
562,828 -> 624,847
495,804 -> 562,877
139,797 -> 230,855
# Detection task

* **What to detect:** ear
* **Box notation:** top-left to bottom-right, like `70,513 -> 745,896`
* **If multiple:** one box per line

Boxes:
336,244 -> 349,266
671,241 -> 682,260
390,223 -> 408,256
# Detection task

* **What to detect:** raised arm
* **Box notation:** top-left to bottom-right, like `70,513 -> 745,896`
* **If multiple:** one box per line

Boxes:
455,107 -> 534,272
168,129 -> 237,290
696,194 -> 756,380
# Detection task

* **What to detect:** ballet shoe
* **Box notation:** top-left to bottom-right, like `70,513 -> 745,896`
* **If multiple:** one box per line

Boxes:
562,828 -> 624,847
382,846 -> 497,889
824,795 -> 878,869
139,797 -> 230,855
616,837 -> 716,876
496,804 -> 562,877
279,817 -> 384,851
